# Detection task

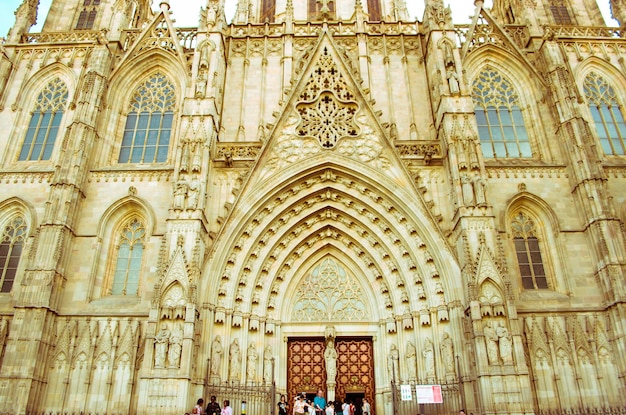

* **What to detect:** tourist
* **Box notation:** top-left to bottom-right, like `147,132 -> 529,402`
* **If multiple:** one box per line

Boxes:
313,389 -> 326,415
205,395 -> 220,415
193,398 -> 204,415
221,400 -> 232,415
278,394 -> 289,415
362,398 -> 371,415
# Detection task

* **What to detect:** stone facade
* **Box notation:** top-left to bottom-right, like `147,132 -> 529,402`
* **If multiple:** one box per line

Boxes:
0,0 -> 625,414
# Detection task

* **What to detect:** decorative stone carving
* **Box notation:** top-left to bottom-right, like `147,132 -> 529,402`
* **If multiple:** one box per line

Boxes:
246,343 -> 258,381
154,324 -> 170,368
406,341 -> 417,381
210,335 -> 223,379
229,338 -> 241,381
387,343 -> 400,381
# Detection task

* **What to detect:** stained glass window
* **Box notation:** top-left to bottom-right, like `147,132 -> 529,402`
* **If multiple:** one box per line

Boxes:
118,73 -> 175,164
472,67 -> 531,158
584,71 -> 626,156
19,78 -> 68,161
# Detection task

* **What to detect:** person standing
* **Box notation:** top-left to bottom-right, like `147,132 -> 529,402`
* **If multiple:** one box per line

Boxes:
362,398 -> 371,415
221,400 -> 232,415
325,402 -> 334,415
278,394 -> 289,415
205,396 -> 220,415
192,399 -> 204,415
293,394 -> 308,414
313,389 -> 326,415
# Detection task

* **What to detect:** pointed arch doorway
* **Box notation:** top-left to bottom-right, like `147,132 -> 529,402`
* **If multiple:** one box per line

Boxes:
287,337 -> 375,414
284,256 -> 377,414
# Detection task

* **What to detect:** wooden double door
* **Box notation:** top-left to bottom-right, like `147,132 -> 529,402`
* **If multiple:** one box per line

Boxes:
287,337 -> 375,413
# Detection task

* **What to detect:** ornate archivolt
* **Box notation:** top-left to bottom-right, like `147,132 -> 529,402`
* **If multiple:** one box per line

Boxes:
209,167 -> 457,328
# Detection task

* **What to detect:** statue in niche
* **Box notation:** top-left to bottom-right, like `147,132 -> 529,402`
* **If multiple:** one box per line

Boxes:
497,325 -> 513,365
387,344 -> 400,381
191,143 -> 202,172
484,323 -> 499,365
167,325 -> 182,368
406,341 -> 417,381
441,332 -> 455,375
210,335 -> 223,377
195,68 -> 208,98
423,337 -> 435,377
324,337 -> 338,382
246,343 -> 258,381
229,338 -> 242,380
173,180 -> 188,210
180,142 -> 190,173
446,67 -> 460,95
154,324 -> 170,368
461,174 -> 474,206
263,345 -> 273,383
457,140 -> 468,170
474,176 -> 487,206
187,177 -> 201,210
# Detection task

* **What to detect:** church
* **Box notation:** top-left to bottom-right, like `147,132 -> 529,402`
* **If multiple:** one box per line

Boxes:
0,0 -> 625,414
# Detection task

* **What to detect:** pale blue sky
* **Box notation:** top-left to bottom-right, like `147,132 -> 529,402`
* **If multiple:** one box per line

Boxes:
0,0 -> 616,40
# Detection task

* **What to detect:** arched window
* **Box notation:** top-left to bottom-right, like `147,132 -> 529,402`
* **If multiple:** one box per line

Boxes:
583,71 -> 626,156
308,0 -> 335,21
511,212 -> 548,290
19,78 -> 68,161
118,73 -> 175,164
472,67 -> 531,159
260,0 -> 276,22
110,218 -> 145,296
550,0 -> 574,25
76,0 -> 101,30
0,216 -> 28,292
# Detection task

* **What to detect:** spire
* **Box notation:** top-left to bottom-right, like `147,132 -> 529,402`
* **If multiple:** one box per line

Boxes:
7,0 -> 39,43
423,0 -> 453,31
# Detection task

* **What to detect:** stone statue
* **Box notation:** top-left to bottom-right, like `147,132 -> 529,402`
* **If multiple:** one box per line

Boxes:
187,177 -> 200,210
441,332 -> 455,375
497,325 -> 513,365
474,176 -> 487,206
461,174 -> 474,206
229,338 -> 241,380
167,325 -> 182,368
387,344 -> 400,381
154,324 -> 170,368
246,343 -> 258,381
484,323 -> 499,365
324,338 -> 338,382
210,335 -> 223,377
447,67 -> 460,94
173,180 -> 188,210
423,337 -> 435,377
263,345 -> 273,383
406,341 -> 417,381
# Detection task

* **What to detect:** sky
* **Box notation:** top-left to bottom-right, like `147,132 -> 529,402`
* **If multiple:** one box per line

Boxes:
0,0 -> 617,40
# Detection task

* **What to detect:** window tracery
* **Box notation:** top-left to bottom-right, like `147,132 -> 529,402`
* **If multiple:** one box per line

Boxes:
550,0 -> 574,25
0,216 -> 27,293
19,77 -> 68,161
118,73 -> 175,164
472,67 -> 531,159
110,218 -> 145,296
583,71 -> 626,156
292,257 -> 368,321
296,48 -> 359,149
511,212 -> 548,290
75,0 -> 101,30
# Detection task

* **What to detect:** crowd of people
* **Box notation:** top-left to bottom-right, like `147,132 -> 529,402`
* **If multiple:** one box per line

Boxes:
283,389 -> 371,415
187,396 -> 231,415
189,390 -> 373,415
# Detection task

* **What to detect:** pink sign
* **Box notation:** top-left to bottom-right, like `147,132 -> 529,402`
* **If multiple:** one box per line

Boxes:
415,385 -> 443,404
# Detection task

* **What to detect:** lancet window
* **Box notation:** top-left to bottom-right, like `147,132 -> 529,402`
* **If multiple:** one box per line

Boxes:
118,73 -> 175,164
308,0 -> 335,21
260,0 -> 276,22
511,212 -> 548,290
19,78 -> 68,161
550,0 -> 574,25
110,218 -> 145,296
472,67 -> 531,159
75,0 -> 101,30
367,0 -> 381,21
0,216 -> 27,293
583,71 -> 626,156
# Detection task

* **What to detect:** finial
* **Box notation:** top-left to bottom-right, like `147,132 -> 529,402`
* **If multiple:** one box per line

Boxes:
160,1 -> 170,11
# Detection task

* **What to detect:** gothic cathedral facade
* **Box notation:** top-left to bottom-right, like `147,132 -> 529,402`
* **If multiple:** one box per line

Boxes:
0,0 -> 625,414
